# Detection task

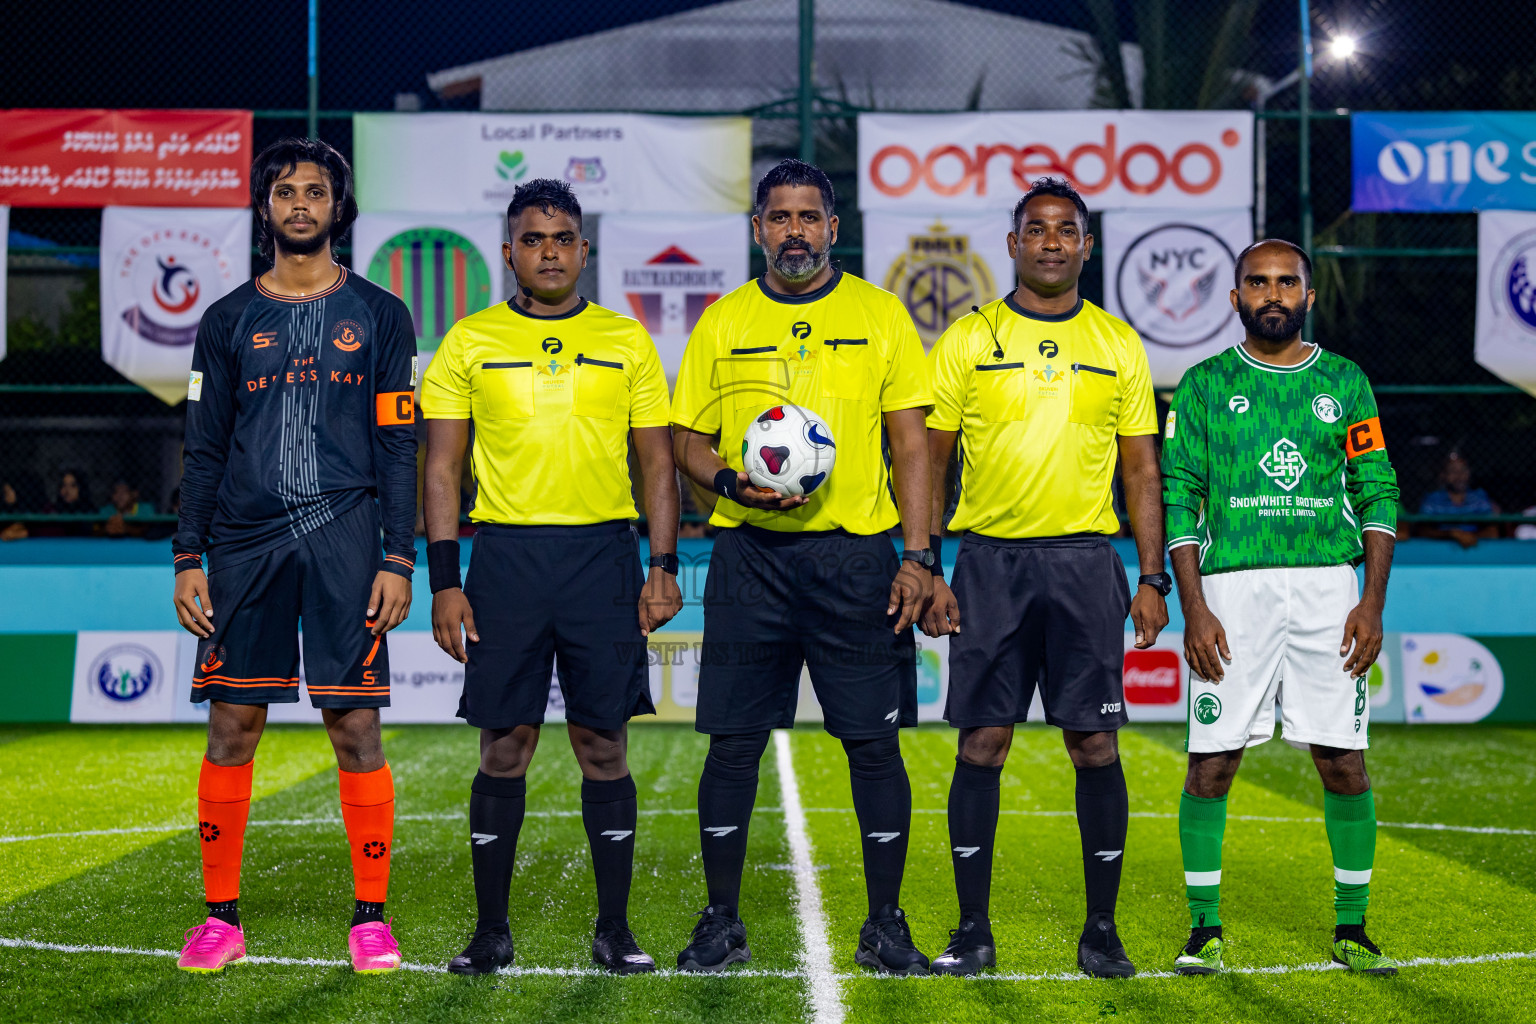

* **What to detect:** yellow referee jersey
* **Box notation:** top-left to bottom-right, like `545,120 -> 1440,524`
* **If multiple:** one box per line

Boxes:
928,295 -> 1157,538
671,271 -> 930,534
420,298 -> 670,525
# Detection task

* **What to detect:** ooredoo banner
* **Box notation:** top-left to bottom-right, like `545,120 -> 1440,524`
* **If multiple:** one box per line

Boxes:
1353,112 -> 1536,213
862,212 -> 1011,350
597,214 -> 749,374
1476,209 -> 1536,398
353,113 -> 751,215
100,206 -> 250,405
0,109 -> 251,208
858,111 -> 1253,212
353,213 -> 507,351
1102,207 -> 1251,387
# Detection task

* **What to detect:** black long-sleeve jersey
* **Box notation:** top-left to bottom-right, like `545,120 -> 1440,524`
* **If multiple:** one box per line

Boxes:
172,268 -> 418,577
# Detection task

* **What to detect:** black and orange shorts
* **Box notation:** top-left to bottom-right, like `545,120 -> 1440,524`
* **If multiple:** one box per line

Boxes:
192,500 -> 391,709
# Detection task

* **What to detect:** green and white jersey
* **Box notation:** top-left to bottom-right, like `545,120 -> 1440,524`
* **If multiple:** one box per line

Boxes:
1161,343 -> 1399,574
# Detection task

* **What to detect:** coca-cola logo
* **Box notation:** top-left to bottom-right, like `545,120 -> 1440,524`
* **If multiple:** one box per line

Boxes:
1123,649 -> 1181,705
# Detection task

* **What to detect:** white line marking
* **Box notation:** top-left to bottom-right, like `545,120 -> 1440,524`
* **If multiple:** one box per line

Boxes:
802,809 -> 1536,837
774,729 -> 843,1024
1,936 -> 1530,982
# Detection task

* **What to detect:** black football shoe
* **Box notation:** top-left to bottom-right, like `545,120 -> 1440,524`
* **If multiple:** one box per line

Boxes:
1077,914 -> 1136,978
929,914 -> 996,976
446,925 -> 514,975
591,918 -> 655,975
676,906 -> 750,972
854,905 -> 931,976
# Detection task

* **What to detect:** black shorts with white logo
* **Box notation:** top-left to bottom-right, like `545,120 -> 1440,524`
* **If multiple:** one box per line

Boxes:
458,521 -> 654,731
945,533 -> 1130,732
695,525 -> 918,740
192,499 -> 391,709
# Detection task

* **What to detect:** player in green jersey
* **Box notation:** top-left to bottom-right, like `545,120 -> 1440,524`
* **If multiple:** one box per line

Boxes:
1161,239 -> 1401,977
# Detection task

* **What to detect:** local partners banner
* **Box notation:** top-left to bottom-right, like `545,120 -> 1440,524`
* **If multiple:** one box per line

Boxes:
100,206 -> 250,404
354,113 -> 751,215
597,214 -> 748,374
1476,210 -> 1536,397
1102,207 -> 1250,388
353,213 -> 506,350
862,211 -> 1010,350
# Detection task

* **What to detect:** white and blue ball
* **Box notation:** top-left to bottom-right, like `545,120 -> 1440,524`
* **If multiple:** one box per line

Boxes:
741,404 -> 837,497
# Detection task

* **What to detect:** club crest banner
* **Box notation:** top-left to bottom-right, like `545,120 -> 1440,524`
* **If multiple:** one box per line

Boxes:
353,213 -> 506,351
597,214 -> 749,374
1102,207 -> 1251,387
1476,209 -> 1536,398
863,212 -> 1011,350
100,206 -> 250,404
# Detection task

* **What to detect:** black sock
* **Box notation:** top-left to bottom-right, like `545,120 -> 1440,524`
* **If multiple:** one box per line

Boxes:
351,899 -> 384,927
1075,759 -> 1129,927
581,774 -> 638,924
206,899 -> 239,927
845,735 -> 911,915
697,732 -> 767,919
948,758 -> 1003,922
469,771 -> 526,933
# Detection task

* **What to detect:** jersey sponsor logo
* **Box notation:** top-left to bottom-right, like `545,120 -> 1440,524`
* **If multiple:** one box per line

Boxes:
542,337 -> 563,354
199,645 -> 226,673
791,321 -> 812,339
1164,409 -> 1177,438
252,331 -> 277,349
366,227 -> 493,347
1259,437 -> 1308,491
1193,692 -> 1222,724
1228,394 -> 1249,413
91,644 -> 162,703
880,220 -> 994,345
1312,393 -> 1342,423
376,391 -> 415,426
332,319 -> 365,352
623,245 -> 727,337
187,370 -> 204,401
1033,365 -> 1063,383
1039,339 -> 1058,357
1115,223 -> 1239,348
1100,702 -> 1123,714
410,355 -> 419,387
1124,648 -> 1181,704
1346,417 -> 1385,459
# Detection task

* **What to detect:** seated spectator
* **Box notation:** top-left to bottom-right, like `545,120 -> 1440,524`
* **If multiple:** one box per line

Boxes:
41,469 -> 96,536
1417,453 -> 1500,548
98,478 -> 155,538
1,473 -> 43,541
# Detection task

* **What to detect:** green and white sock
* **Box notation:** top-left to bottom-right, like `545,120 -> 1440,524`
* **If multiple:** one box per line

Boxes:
1180,791 -> 1226,929
1324,788 -> 1376,926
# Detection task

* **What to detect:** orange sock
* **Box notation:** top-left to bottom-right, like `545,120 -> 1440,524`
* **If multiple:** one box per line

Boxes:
198,758 -> 253,904
339,763 -> 394,904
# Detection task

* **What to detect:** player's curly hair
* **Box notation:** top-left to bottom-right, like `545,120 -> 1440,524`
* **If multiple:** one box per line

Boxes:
1234,238 -> 1313,291
506,178 -> 583,235
754,159 -> 835,219
249,138 -> 357,262
1012,176 -> 1089,232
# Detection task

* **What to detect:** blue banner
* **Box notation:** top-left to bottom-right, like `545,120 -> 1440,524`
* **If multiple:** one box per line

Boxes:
1352,112 -> 1536,212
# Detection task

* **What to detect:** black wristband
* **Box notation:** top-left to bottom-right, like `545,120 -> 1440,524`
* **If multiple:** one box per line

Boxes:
427,539 -> 462,594
929,533 -> 944,577
713,467 -> 740,501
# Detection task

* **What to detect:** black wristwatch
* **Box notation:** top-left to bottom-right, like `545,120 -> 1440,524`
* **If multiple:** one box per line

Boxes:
648,553 -> 679,576
901,548 -> 937,569
1138,571 -> 1173,596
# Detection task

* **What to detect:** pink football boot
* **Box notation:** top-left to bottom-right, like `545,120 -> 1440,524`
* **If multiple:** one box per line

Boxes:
349,919 -> 402,973
177,917 -> 246,973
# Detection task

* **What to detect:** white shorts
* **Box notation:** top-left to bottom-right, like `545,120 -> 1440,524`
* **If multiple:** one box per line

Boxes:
1186,564 -> 1369,753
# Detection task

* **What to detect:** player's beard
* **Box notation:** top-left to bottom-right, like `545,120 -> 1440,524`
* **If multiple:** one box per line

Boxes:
270,215 -> 334,258
1237,297 -> 1308,343
766,238 -> 829,283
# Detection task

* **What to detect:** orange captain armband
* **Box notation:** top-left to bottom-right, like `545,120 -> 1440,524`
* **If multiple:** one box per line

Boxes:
376,391 -> 415,426
1345,416 -> 1384,459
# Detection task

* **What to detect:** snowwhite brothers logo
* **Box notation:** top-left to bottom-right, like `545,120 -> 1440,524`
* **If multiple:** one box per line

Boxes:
1260,438 -> 1308,491
92,644 -> 163,703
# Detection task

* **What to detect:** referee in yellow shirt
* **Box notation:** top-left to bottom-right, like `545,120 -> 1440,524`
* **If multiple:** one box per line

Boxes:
670,159 -> 935,975
921,178 -> 1169,978
420,180 -> 682,976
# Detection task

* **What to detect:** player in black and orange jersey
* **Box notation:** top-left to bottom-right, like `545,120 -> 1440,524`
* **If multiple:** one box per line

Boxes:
170,138 -> 417,975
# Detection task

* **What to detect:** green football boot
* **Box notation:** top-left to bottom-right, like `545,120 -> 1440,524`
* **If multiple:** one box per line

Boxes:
1332,924 -> 1399,975
1173,926 -> 1224,975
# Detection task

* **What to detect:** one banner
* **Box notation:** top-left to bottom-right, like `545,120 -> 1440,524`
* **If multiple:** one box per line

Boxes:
353,213 -> 506,350
100,206 -> 250,405
1475,210 -> 1536,397
0,205 -> 7,362
858,111 -> 1253,212
354,113 -> 751,215
597,214 -> 748,373
1353,112 -> 1536,213
0,109 -> 251,208
862,212 -> 1011,350
1102,207 -> 1251,387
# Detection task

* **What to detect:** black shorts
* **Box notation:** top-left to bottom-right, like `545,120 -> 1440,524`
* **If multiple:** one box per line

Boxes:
459,521 -> 654,731
945,533 -> 1130,732
695,525 -> 917,740
192,500 -> 390,709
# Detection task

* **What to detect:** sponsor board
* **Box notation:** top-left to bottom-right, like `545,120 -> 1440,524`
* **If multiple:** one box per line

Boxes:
70,631 -> 183,723
1122,634 -> 1187,722
1401,633 -> 1506,724
862,212 -> 1009,349
1353,112 -> 1536,213
0,205 -> 6,361
353,213 -> 506,350
1476,210 -> 1536,398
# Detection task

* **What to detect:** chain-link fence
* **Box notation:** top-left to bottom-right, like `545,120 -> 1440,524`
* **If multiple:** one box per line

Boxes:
5,0 -> 1535,532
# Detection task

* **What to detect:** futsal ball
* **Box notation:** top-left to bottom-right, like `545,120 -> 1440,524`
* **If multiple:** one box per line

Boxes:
741,405 -> 837,497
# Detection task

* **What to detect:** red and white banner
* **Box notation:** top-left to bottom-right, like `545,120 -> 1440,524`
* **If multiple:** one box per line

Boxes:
0,205 -> 8,362
101,206 -> 250,405
858,111 -> 1253,212
597,213 -> 749,375
0,109 -> 251,208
